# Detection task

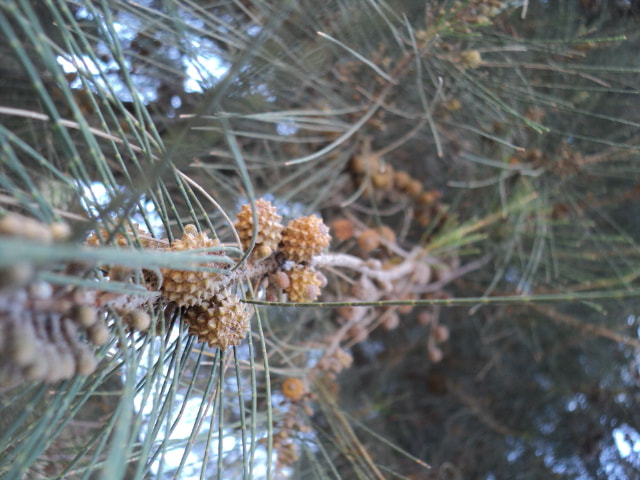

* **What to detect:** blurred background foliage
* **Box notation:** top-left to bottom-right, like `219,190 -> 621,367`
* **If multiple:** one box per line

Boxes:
1,0 -> 640,479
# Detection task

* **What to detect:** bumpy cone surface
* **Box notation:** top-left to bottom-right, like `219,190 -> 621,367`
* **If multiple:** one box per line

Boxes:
184,292 -> 251,350
161,225 -> 224,307
235,199 -> 284,259
281,215 -> 331,263
285,266 -> 323,303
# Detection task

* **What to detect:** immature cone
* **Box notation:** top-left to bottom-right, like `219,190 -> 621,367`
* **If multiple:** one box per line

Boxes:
184,292 -> 251,350
393,170 -> 411,190
284,266 -> 323,303
281,215 -> 331,263
281,377 -> 306,402
357,228 -> 380,253
331,218 -> 354,242
123,310 -> 152,332
349,153 -> 380,175
371,166 -> 394,190
403,179 -> 423,198
161,225 -> 224,307
235,198 -> 284,259
460,50 -> 482,69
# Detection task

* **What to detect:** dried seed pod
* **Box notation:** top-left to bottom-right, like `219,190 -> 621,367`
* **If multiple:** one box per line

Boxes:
184,292 -> 252,350
88,321 -> 109,346
432,324 -> 450,343
72,305 -> 98,328
403,179 -> 423,198
281,377 -> 306,402
284,266 -> 323,303
371,166 -> 394,190
357,228 -> 380,253
234,198 -> 284,259
271,270 -> 290,290
123,310 -> 151,332
393,170 -> 411,190
350,153 -> 380,174
331,218 -> 354,241
281,215 -> 331,263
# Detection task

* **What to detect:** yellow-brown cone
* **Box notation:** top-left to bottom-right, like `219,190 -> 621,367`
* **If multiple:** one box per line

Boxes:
281,215 -> 331,263
284,266 -> 323,303
235,199 -> 284,259
161,225 -> 224,307
184,292 -> 252,350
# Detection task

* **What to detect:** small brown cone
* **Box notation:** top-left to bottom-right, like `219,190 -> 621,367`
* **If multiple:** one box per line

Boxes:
281,215 -> 331,263
161,225 -> 224,307
284,266 -> 323,303
184,292 -> 252,350
234,198 -> 284,259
